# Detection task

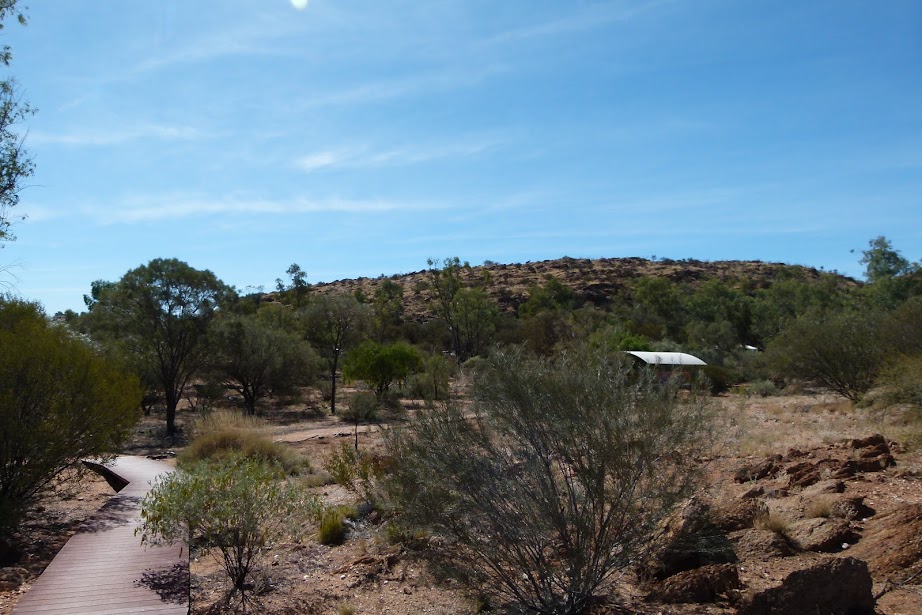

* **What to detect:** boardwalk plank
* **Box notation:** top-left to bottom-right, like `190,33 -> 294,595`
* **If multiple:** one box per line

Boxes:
12,456 -> 188,615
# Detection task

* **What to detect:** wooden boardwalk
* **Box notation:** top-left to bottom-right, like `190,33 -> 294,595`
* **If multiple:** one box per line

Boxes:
13,456 -> 189,615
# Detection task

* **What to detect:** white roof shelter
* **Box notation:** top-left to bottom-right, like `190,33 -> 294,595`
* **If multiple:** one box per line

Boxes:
623,351 -> 707,366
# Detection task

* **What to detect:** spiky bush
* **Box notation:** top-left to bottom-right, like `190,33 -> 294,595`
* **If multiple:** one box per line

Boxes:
384,347 -> 715,614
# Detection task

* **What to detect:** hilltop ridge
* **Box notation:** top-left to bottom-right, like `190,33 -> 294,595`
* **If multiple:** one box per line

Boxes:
298,256 -> 859,321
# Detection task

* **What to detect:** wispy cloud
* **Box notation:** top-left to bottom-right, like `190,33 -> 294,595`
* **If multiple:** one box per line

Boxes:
30,124 -> 215,147
481,0 -> 673,46
132,14 -> 311,74
293,138 -> 502,172
88,193 -> 440,224
301,64 -> 508,109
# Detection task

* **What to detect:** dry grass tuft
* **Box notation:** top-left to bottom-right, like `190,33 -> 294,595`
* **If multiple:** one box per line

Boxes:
179,409 -> 309,475
804,495 -> 837,519
753,510 -> 790,536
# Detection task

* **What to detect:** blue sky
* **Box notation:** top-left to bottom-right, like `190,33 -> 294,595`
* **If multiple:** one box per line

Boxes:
2,0 -> 920,314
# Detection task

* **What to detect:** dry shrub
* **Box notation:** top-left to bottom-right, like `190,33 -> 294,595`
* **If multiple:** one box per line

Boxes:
323,442 -> 386,504
179,410 -> 308,475
384,347 -> 715,614
805,495 -> 836,519
754,510 -> 790,536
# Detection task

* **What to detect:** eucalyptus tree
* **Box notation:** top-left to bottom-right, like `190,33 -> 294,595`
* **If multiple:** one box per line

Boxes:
302,293 -> 371,415
85,258 -> 234,436
426,257 -> 498,361
0,1 -> 35,250
210,312 -> 318,415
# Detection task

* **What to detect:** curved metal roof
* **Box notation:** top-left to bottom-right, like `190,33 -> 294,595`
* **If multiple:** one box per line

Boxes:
624,351 -> 707,366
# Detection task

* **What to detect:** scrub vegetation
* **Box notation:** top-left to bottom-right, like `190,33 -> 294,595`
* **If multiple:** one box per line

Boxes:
5,236 -> 922,613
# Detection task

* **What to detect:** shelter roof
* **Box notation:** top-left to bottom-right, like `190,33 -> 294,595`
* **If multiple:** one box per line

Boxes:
624,351 -> 707,366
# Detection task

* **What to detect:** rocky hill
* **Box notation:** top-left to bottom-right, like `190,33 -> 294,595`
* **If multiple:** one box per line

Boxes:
299,256 -> 859,321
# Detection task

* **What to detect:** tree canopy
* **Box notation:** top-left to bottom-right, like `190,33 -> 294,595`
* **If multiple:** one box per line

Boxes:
0,1 -> 34,249
210,312 -> 317,415
84,258 -> 233,436
302,293 -> 371,415
343,340 -> 423,398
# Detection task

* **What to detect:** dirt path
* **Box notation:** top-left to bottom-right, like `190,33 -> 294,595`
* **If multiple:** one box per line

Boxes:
271,416 -> 381,444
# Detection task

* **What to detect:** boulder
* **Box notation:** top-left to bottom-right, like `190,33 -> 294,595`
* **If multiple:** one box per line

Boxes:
831,495 -> 875,521
734,455 -> 783,483
849,503 -> 922,583
737,557 -> 875,615
651,563 -> 741,604
831,456 -> 894,478
786,461 -> 821,488
849,434 -> 887,449
637,499 -> 736,582
732,529 -> 795,561
799,479 -> 845,498
787,518 -> 859,552
712,499 -> 768,532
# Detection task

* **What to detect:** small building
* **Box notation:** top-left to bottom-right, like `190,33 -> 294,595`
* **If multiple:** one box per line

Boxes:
623,351 -> 707,384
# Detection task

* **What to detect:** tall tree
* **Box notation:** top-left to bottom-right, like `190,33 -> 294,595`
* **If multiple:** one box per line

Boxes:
451,287 -> 498,360
858,236 -> 922,308
275,263 -> 309,307
85,258 -> 233,436
0,1 -> 34,249
427,257 -> 467,359
371,278 -> 405,342
303,293 -> 370,415
426,257 -> 498,361
860,236 -> 914,284
210,313 -> 317,415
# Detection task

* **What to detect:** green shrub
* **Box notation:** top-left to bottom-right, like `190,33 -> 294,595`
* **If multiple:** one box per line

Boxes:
0,298 -> 141,532
701,365 -> 738,395
317,380 -> 333,402
766,309 -> 885,402
138,455 -> 315,603
343,341 -> 423,398
340,391 -> 380,424
382,521 -> 428,548
178,410 -> 308,475
877,354 -> 922,410
317,507 -> 347,546
405,353 -> 456,401
748,379 -> 781,398
323,442 -> 386,504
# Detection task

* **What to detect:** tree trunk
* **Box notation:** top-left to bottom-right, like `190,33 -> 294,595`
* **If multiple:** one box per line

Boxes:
165,389 -> 178,437
330,368 -> 337,415
243,386 -> 257,415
